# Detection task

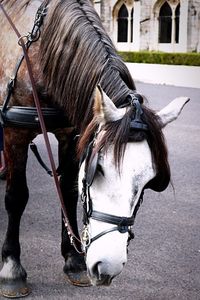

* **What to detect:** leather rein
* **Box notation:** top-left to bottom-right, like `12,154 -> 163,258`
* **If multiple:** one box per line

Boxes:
0,1 -> 84,254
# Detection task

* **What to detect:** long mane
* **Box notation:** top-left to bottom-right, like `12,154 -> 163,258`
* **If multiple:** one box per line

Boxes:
40,0 -> 135,131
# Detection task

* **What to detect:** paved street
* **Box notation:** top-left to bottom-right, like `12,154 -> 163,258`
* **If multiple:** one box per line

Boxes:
0,82 -> 199,299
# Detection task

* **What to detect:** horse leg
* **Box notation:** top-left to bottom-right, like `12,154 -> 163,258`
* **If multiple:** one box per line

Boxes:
55,129 -> 91,287
0,129 -> 32,298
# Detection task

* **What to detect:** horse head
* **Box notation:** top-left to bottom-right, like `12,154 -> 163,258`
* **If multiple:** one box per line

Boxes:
78,87 -> 189,286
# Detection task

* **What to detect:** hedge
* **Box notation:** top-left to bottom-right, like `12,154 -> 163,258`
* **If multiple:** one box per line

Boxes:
118,51 -> 200,66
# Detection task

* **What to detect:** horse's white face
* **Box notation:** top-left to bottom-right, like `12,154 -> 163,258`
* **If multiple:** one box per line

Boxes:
78,88 -> 189,286
79,140 -> 155,285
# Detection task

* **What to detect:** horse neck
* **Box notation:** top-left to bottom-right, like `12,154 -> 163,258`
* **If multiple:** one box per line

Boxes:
100,65 -> 135,108
40,0 -> 135,130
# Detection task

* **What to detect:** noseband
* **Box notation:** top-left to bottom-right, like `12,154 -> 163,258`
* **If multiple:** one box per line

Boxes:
80,94 -> 147,251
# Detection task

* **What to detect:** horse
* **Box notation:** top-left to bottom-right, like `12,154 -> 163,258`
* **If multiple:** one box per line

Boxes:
0,0 -> 189,298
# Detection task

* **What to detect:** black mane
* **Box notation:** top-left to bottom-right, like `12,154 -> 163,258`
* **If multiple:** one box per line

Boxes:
40,0 -> 135,131
40,0 -> 170,191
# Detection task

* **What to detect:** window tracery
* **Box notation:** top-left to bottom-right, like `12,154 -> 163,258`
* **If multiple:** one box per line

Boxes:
158,1 -> 180,44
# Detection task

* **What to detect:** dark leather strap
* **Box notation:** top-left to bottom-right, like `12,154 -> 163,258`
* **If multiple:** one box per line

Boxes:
30,142 -> 52,176
91,210 -> 135,227
90,226 -> 120,244
1,106 -> 69,129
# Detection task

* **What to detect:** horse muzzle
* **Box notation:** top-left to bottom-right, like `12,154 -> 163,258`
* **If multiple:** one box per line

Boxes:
87,260 -> 125,286
85,232 -> 128,286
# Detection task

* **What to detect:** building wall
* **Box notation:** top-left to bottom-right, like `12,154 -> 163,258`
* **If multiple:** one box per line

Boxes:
140,0 -> 152,51
94,0 -> 200,52
187,0 -> 200,51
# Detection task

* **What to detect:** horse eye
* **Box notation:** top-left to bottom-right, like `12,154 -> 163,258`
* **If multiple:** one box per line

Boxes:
97,163 -> 104,177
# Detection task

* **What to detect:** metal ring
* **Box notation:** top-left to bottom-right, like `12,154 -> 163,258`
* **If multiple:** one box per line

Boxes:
18,35 -> 28,47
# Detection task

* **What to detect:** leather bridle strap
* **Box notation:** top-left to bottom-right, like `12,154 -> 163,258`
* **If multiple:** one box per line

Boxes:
0,3 -> 21,38
89,210 -> 135,245
91,210 -> 135,227
0,2 -> 83,253
90,227 -> 124,244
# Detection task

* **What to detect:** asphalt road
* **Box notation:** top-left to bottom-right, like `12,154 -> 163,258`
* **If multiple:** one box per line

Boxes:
0,82 -> 200,300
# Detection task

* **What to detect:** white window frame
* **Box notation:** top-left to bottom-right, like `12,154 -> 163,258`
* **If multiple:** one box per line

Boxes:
113,0 -> 140,51
151,0 -> 188,53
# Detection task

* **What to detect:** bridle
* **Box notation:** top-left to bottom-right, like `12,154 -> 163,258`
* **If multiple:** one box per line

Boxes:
80,95 -> 148,251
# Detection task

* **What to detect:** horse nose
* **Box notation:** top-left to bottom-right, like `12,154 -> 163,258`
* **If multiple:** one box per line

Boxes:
91,261 -> 125,286
91,261 -> 113,286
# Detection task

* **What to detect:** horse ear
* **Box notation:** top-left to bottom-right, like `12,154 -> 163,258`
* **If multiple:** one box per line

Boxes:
94,86 -> 126,123
157,97 -> 190,128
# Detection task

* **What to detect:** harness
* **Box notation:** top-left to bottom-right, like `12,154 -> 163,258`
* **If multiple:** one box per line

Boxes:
80,95 -> 148,251
0,0 -> 68,130
0,1 -> 70,175
0,1 -> 85,254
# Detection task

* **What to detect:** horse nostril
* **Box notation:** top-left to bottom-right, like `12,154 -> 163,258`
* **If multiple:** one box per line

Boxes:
91,261 -> 126,279
92,261 -> 102,279
91,261 -> 114,286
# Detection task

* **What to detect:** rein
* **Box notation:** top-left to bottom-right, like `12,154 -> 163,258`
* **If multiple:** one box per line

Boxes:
0,2 -> 84,254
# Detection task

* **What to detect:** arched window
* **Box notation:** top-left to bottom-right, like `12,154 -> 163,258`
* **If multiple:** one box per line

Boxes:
117,4 -> 128,42
159,2 -> 172,43
175,3 -> 180,43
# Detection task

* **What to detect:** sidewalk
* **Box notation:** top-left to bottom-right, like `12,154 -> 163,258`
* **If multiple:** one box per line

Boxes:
126,63 -> 200,89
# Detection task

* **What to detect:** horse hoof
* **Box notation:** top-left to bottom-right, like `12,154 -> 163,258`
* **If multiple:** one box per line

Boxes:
0,280 -> 30,298
64,270 -> 92,287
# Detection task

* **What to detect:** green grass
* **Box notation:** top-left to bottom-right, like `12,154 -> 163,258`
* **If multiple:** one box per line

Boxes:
118,51 -> 200,66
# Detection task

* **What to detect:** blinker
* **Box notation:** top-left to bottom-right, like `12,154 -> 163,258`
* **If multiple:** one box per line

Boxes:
84,140 -> 99,187
129,94 -> 149,131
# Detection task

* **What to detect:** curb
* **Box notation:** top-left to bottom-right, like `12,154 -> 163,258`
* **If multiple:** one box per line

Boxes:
126,63 -> 200,89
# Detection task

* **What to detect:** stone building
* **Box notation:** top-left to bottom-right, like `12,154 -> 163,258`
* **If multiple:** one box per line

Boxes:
94,0 -> 200,52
